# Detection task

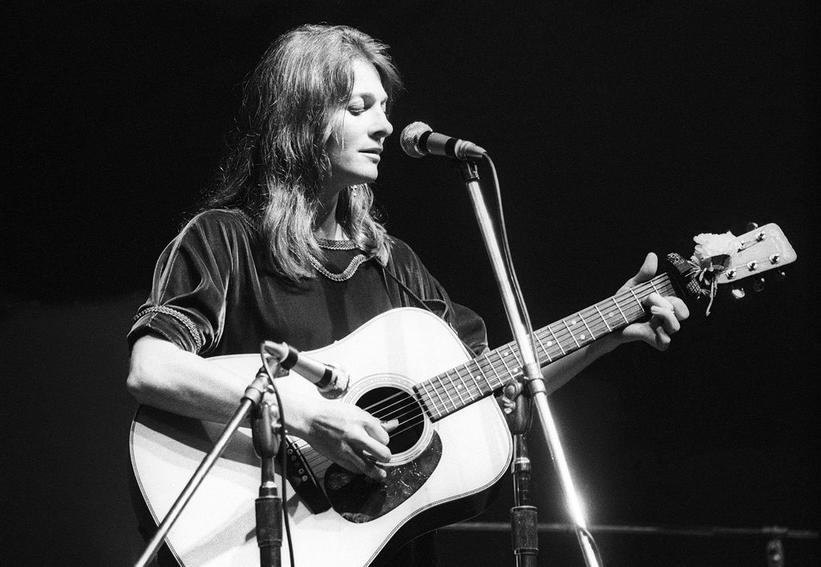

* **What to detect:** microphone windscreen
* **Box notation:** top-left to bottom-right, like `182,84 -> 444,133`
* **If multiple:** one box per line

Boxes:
400,121 -> 432,158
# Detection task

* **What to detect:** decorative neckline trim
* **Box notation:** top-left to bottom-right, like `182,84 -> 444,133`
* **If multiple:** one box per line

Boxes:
317,237 -> 358,251
309,253 -> 367,281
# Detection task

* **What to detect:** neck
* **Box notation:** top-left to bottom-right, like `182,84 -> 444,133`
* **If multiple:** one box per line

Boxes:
315,193 -> 345,240
415,271 -> 678,422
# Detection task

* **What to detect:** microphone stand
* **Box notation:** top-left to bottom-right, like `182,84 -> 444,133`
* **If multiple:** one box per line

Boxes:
134,362 -> 283,567
456,159 -> 601,567
509,399 -> 538,567
252,387 -> 283,567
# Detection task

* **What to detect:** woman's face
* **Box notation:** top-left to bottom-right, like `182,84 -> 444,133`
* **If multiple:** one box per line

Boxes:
324,59 -> 394,195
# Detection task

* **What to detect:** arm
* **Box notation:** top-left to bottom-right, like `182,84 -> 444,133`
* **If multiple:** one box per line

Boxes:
501,253 -> 689,405
127,334 -> 396,480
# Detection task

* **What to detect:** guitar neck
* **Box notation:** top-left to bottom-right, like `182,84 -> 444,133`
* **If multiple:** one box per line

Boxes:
415,272 -> 677,421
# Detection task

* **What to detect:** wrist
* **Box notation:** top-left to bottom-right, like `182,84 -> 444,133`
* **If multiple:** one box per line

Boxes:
276,390 -> 314,438
596,333 -> 622,355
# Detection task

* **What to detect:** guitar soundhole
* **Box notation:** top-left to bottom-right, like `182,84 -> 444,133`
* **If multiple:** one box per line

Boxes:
355,386 -> 424,455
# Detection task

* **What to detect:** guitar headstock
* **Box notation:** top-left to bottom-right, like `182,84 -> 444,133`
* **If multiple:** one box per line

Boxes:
665,223 -> 797,311
715,223 -> 797,285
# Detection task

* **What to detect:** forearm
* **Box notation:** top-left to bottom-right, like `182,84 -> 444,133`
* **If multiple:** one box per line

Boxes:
126,335 -> 315,436
127,335 -> 248,422
540,334 -> 619,394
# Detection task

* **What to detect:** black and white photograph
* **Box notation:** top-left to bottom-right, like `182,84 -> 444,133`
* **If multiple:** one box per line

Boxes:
3,2 -> 818,565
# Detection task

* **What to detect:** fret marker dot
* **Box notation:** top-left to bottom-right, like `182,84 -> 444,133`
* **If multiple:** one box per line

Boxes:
547,340 -> 553,346
580,334 -> 586,340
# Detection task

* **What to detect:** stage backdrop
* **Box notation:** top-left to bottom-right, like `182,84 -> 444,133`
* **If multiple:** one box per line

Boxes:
3,2 -> 817,565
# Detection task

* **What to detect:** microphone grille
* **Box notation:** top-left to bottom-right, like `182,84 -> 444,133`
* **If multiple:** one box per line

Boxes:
400,121 -> 432,158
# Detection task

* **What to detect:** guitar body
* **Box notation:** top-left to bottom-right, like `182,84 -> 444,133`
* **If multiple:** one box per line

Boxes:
131,308 -> 514,567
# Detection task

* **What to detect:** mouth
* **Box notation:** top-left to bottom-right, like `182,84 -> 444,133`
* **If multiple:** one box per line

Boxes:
360,148 -> 383,157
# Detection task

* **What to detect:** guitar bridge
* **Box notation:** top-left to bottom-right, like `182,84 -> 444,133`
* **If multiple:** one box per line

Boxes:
284,438 -> 331,513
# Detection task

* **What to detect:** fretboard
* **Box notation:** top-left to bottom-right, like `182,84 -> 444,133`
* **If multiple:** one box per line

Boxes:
414,273 -> 678,421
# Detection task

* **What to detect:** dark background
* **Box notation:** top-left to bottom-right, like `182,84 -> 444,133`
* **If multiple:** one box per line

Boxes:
2,1 -> 818,565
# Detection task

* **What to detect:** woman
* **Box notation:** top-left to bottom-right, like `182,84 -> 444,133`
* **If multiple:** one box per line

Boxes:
127,24 -> 687,565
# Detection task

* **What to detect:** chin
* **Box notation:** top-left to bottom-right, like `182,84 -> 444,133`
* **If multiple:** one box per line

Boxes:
332,164 -> 379,188
355,168 -> 379,185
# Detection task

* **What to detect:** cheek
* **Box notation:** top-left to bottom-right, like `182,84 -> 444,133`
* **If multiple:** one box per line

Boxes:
325,111 -> 348,153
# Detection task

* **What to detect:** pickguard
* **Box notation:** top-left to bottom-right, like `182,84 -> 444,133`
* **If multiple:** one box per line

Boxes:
325,432 -> 442,523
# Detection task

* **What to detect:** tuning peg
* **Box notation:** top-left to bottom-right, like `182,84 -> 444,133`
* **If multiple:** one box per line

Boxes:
774,270 -> 787,281
752,277 -> 766,292
730,287 -> 746,300
745,221 -> 759,232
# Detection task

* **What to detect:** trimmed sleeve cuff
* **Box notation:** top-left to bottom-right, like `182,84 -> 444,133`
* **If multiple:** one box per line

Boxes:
127,305 -> 205,353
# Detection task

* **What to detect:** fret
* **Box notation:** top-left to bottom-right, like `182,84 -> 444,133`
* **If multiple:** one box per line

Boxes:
487,354 -> 505,389
594,304 -> 612,332
459,367 -> 479,401
498,347 -> 525,384
459,368 -> 475,402
497,348 -> 515,375
511,348 -> 523,367
612,296 -> 629,324
546,324 -> 566,355
417,381 -> 440,419
429,379 -> 447,416
533,331 -> 553,363
649,278 -> 661,295
449,370 -> 468,405
579,311 -> 595,342
628,288 -> 643,310
439,376 -> 457,411
472,358 -> 496,393
467,368 -> 485,396
562,318 -> 581,348
460,366 -> 480,400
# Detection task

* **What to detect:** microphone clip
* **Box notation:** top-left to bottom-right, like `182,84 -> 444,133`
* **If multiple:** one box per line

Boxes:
261,340 -> 350,399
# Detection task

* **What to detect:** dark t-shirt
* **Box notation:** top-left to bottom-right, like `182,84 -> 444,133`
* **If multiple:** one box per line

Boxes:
128,209 -> 487,357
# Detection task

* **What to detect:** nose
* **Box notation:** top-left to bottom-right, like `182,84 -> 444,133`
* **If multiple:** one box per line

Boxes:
372,108 -> 393,139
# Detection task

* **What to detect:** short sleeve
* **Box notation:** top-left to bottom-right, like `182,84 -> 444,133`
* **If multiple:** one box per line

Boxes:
127,211 -> 247,354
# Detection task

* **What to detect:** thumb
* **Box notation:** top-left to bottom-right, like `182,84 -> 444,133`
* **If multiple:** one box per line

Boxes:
626,252 -> 658,287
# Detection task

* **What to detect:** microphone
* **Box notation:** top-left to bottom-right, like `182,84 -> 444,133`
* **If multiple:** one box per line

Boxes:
400,121 -> 487,161
262,340 -> 349,399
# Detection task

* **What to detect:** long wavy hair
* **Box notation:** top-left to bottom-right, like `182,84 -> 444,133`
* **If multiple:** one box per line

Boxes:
204,24 -> 401,281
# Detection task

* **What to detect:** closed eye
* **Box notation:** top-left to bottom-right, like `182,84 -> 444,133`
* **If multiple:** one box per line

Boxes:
348,93 -> 388,116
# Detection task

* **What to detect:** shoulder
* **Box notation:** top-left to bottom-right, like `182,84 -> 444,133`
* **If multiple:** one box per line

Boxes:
157,209 -> 260,268
386,235 -> 423,268
183,208 -> 254,234
175,209 -> 257,246
384,235 -> 442,291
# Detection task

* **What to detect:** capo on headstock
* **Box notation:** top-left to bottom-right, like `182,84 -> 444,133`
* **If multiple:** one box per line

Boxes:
664,223 -> 797,316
